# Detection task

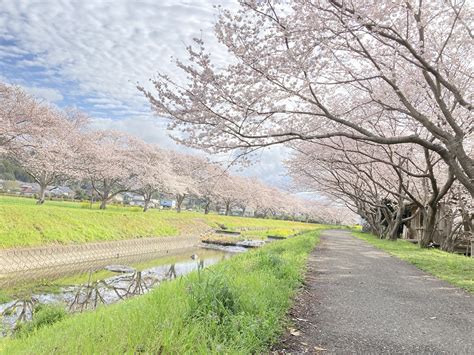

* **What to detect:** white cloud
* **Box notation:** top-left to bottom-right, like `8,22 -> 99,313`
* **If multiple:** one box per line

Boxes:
90,116 -> 174,148
1,0 -> 227,111
1,0 -> 291,187
0,44 -> 29,59
231,147 -> 292,189
24,86 -> 64,103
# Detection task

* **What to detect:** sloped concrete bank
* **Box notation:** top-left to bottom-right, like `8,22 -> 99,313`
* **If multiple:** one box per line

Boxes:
0,234 -> 207,287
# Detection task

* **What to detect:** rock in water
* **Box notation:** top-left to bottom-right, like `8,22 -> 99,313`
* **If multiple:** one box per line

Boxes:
236,240 -> 266,248
105,265 -> 135,273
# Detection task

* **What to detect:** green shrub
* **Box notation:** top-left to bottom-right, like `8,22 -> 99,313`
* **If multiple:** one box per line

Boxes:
187,271 -> 238,325
15,304 -> 67,338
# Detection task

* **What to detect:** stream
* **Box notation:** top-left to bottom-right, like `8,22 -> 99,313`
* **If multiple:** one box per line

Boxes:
0,244 -> 246,336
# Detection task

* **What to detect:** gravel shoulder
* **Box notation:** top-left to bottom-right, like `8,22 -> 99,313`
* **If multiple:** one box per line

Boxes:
276,230 -> 473,354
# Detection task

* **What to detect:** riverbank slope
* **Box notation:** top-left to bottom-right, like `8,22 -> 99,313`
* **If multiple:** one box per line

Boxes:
0,195 -> 322,248
1,230 -> 321,354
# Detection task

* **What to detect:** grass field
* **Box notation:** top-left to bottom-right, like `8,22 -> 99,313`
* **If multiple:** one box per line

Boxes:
0,195 -> 323,248
353,232 -> 474,293
1,230 -> 321,354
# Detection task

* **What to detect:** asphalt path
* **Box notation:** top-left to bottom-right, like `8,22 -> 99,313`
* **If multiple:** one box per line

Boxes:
277,230 -> 473,354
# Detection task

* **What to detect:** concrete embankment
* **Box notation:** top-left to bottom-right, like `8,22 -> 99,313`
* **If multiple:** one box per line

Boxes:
0,234 -> 207,287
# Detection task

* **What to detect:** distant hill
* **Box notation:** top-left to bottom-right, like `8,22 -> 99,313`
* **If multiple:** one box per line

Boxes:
0,158 -> 34,182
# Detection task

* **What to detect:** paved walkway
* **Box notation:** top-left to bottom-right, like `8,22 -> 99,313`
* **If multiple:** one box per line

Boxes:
277,230 -> 473,354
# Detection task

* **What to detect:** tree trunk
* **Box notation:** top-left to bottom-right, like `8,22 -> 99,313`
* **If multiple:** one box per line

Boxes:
380,207 -> 394,240
387,222 -> 400,241
363,212 -> 379,236
37,184 -> 46,205
99,199 -> 107,210
143,197 -> 150,212
225,202 -> 230,216
442,207 -> 474,252
420,205 -> 437,248
204,201 -> 211,214
374,208 -> 386,238
176,195 -> 185,213
99,191 -> 109,210
441,233 -> 458,252
387,205 -> 404,241
445,142 -> 474,197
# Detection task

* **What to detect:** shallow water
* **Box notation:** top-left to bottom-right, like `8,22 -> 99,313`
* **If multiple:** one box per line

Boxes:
0,244 -> 244,336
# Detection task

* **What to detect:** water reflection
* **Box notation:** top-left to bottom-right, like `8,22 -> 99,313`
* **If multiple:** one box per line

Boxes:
0,246 -> 240,336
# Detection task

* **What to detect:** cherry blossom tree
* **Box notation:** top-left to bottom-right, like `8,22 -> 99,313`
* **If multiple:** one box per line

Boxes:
288,146 -> 405,237
287,137 -> 460,245
230,176 -> 258,216
440,182 -> 473,251
249,180 -> 274,218
0,82 -> 55,153
205,173 -> 254,216
77,130 -> 137,210
165,150 -> 201,213
129,139 -> 173,212
213,172 -> 240,216
194,160 -> 226,214
305,200 -> 356,225
8,108 -> 87,204
141,0 -> 473,196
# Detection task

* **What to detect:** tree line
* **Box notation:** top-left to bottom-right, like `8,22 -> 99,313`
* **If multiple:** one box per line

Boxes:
0,82 -> 347,224
138,0 -> 473,251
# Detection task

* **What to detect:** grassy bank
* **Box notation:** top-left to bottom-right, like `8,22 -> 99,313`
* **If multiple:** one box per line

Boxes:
353,232 -> 474,293
1,230 -> 320,354
0,195 -> 321,248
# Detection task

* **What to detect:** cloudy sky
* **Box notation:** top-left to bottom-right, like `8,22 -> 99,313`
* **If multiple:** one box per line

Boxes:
0,0 -> 291,188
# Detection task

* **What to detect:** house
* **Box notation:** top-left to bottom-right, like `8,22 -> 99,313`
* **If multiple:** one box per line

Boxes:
122,193 -> 144,206
49,186 -> 75,198
111,194 -> 124,203
129,196 -> 145,207
216,207 -> 255,216
20,183 -> 40,196
17,182 -> 76,199
0,179 -> 22,193
160,199 -> 176,208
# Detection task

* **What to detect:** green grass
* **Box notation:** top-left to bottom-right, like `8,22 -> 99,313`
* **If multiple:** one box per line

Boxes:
241,227 -> 315,239
1,230 -> 320,354
0,290 -> 9,304
353,232 -> 474,293
0,195 -> 321,248
14,304 -> 67,339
